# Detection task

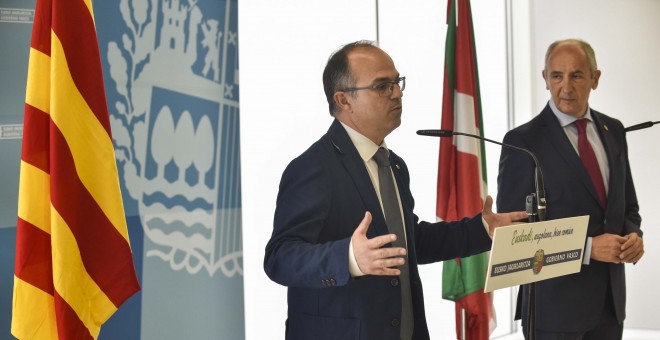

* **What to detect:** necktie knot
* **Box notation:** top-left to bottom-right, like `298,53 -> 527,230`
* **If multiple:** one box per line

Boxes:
373,148 -> 390,168
574,118 -> 588,134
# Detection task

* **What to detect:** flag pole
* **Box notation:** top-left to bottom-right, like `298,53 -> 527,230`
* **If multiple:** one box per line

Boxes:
461,308 -> 466,340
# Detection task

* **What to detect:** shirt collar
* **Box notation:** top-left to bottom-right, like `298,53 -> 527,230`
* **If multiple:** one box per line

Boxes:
548,99 -> 594,128
339,121 -> 387,161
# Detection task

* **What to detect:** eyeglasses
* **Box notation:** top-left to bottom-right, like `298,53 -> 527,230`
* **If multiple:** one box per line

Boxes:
340,77 -> 406,97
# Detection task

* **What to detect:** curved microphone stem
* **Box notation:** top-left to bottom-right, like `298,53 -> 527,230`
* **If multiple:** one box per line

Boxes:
418,129 -> 547,221
451,131 -> 532,160
451,132 -> 546,221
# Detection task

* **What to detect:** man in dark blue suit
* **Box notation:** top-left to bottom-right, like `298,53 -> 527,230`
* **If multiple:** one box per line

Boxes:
264,40 -> 527,340
497,39 -> 645,340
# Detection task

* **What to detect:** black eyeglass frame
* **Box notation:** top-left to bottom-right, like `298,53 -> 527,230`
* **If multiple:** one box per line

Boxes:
339,76 -> 406,97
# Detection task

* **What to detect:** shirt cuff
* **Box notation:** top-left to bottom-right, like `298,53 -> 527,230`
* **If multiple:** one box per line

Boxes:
582,237 -> 592,265
349,238 -> 366,277
482,216 -> 492,239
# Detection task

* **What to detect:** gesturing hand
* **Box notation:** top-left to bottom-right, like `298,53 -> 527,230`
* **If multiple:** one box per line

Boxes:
482,195 -> 529,236
352,212 -> 407,276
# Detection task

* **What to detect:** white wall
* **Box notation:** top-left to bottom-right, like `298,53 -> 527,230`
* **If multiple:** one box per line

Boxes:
240,1 -> 509,339
527,0 -> 660,331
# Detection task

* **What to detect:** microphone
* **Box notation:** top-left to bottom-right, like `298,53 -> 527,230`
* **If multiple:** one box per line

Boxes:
625,121 -> 659,132
417,129 -> 547,221
416,129 -> 454,138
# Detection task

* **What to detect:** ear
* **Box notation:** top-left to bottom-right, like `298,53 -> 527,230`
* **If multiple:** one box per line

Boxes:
542,70 -> 550,90
333,92 -> 352,113
591,70 -> 601,90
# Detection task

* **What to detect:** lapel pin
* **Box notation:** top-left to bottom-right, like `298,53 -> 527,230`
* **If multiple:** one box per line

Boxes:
603,124 -> 609,131
395,164 -> 400,170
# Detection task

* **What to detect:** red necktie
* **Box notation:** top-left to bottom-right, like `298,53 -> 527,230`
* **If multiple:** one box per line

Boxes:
575,119 -> 607,208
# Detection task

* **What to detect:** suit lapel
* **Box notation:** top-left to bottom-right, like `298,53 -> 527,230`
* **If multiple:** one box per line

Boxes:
538,106 -> 603,208
327,120 -> 390,238
591,111 -> 619,213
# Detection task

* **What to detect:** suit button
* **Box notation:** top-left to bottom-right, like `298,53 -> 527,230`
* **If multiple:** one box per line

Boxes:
329,278 -> 336,286
390,278 -> 399,287
391,318 -> 400,327
321,279 -> 327,286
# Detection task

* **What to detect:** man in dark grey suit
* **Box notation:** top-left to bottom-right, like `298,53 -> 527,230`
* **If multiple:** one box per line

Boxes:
264,40 -> 526,340
497,39 -> 645,340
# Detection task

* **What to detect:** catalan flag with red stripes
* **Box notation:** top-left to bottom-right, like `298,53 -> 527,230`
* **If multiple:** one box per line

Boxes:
11,0 -> 140,338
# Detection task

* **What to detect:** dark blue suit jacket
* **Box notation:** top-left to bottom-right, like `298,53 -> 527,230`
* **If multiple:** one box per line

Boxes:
265,119 -> 493,340
496,104 -> 642,332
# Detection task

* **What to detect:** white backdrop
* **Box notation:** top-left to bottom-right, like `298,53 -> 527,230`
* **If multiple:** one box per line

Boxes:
240,0 -> 660,338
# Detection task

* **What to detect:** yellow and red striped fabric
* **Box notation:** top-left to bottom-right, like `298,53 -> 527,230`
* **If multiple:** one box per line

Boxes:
12,0 -> 140,339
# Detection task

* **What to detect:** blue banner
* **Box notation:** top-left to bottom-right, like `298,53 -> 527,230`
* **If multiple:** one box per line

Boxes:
99,0 -> 243,338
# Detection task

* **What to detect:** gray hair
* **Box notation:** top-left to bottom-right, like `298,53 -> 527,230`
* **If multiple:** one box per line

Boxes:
544,38 -> 598,76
